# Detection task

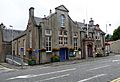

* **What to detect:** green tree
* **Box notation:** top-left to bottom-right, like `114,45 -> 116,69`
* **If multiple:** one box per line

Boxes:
112,26 -> 120,41
105,34 -> 113,41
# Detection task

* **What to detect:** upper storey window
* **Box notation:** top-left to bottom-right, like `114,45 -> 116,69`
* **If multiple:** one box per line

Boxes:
45,29 -> 52,35
60,14 -> 65,27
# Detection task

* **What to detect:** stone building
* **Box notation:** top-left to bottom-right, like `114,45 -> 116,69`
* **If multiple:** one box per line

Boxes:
0,23 -> 23,62
11,5 -> 105,64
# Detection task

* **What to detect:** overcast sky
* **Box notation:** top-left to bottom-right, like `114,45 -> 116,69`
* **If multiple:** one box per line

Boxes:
0,0 -> 120,34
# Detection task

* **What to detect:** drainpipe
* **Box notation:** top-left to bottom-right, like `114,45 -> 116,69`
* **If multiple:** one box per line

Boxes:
36,24 -> 41,64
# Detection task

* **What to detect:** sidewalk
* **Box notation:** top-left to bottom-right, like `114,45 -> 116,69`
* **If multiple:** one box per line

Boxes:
0,53 -> 115,70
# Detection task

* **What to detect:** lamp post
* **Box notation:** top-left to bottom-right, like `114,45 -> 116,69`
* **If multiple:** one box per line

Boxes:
106,24 -> 111,55
10,25 -> 14,64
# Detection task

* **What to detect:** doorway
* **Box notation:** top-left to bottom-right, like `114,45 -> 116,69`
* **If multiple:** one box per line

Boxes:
59,48 -> 68,61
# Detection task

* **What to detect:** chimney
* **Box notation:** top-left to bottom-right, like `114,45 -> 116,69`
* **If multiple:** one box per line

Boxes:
29,7 -> 34,17
83,19 -> 85,24
44,15 -> 46,18
89,18 -> 94,25
50,9 -> 52,15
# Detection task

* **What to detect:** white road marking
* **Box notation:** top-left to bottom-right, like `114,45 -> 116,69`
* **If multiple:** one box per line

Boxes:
115,55 -> 120,57
35,74 -> 70,82
0,65 -> 16,73
112,60 -> 120,62
0,69 -> 15,73
78,74 -> 106,82
7,68 -> 76,80
27,67 -> 50,71
87,65 -> 111,71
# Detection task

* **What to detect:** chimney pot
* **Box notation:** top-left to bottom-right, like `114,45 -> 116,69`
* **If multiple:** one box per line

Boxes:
29,7 -> 34,17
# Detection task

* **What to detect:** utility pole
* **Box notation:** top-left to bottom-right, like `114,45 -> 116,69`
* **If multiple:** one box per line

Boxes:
106,24 -> 111,56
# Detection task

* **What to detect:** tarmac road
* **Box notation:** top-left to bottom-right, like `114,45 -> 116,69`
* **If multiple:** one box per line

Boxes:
0,53 -> 120,82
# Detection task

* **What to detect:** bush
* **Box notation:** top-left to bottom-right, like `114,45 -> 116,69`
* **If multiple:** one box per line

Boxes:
51,55 -> 60,62
28,60 -> 36,65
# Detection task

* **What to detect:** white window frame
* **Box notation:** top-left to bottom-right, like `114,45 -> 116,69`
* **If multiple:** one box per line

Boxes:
59,37 -> 63,45
46,36 -> 52,52
58,30 -> 63,36
45,29 -> 52,35
74,38 -> 78,50
60,14 -> 65,27
64,37 -> 68,44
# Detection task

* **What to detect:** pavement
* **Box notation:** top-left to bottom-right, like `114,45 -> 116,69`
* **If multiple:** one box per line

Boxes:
0,53 -> 115,70
0,64 -> 16,74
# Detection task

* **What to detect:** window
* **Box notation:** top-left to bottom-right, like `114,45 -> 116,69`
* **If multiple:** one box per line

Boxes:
73,32 -> 78,37
60,14 -> 65,27
59,37 -> 63,44
64,37 -> 68,44
59,30 -> 62,36
46,36 -> 52,52
64,31 -> 67,36
81,32 -> 85,39
74,38 -> 78,50
29,31 -> 32,48
45,29 -> 52,35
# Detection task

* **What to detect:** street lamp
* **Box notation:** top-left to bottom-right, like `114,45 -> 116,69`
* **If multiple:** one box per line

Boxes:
106,24 -> 111,55
106,24 -> 111,35
9,25 -> 14,64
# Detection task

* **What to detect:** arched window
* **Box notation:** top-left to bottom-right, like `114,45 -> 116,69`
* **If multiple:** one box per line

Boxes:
60,14 -> 65,27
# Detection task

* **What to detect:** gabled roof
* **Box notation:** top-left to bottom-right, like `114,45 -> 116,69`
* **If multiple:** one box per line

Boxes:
2,29 -> 23,42
55,5 -> 69,12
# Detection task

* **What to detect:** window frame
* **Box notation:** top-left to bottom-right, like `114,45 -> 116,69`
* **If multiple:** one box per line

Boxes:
45,29 -> 52,36
60,14 -> 65,27
73,38 -> 78,51
46,36 -> 52,52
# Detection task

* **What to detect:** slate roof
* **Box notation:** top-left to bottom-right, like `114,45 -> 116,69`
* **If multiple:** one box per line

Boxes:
2,29 -> 23,42
34,17 -> 42,25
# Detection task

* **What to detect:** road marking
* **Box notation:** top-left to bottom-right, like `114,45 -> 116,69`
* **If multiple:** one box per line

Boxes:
0,65 -> 16,73
87,65 -> 111,71
112,60 -> 120,62
35,74 -> 70,82
27,66 -> 50,71
0,69 -> 15,73
7,68 -> 76,80
78,74 -> 106,82
111,77 -> 120,82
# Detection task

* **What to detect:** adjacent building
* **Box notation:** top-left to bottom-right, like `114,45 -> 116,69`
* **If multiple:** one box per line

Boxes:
0,23 -> 23,62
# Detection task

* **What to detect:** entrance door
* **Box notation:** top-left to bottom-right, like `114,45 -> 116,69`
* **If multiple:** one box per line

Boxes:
87,45 -> 93,57
59,48 -> 68,61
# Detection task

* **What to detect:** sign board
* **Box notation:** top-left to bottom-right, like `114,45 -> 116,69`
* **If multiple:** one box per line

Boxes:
20,48 -> 24,52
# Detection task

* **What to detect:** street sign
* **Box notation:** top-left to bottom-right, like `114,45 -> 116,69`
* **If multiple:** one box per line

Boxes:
20,48 -> 24,52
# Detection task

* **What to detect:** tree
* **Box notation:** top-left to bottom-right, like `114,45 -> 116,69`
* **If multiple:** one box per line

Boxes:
105,34 -> 113,41
112,26 -> 120,41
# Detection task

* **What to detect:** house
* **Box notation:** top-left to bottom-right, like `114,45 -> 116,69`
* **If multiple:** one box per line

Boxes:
0,23 -> 23,62
10,5 -> 105,64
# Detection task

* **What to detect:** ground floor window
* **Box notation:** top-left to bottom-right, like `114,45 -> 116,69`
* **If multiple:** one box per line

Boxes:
46,36 -> 52,52
74,38 -> 78,50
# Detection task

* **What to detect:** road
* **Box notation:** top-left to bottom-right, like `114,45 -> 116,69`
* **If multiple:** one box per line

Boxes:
1,53 -> 120,82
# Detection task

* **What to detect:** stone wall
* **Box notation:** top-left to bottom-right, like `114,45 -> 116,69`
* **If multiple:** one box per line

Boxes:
110,40 -> 120,53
